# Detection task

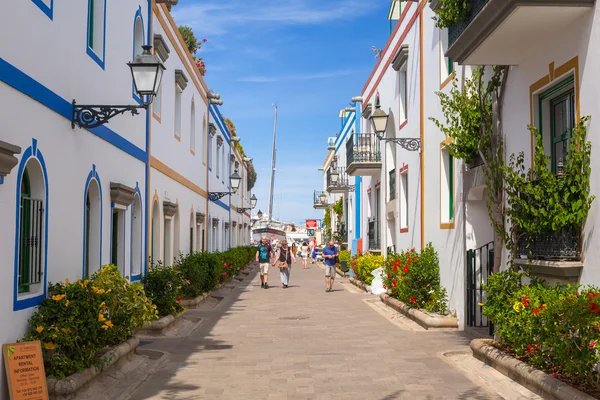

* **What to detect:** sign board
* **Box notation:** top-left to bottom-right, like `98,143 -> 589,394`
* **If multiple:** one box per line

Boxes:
305,220 -> 317,228
307,229 -> 315,237
3,341 -> 48,400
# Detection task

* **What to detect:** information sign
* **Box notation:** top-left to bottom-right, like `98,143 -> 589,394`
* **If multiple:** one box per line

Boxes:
3,341 -> 48,400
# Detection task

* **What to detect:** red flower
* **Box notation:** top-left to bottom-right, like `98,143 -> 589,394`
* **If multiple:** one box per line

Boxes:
590,340 -> 597,349
177,295 -> 182,302
403,266 -> 409,273
393,265 -> 398,272
392,280 -> 397,287
222,272 -> 227,277
387,273 -> 391,279
410,296 -> 416,303
540,305 -> 546,310
533,308 -> 539,316
588,292 -> 596,299
589,302 -> 599,313
383,284 -> 387,289
410,249 -> 415,253
527,344 -> 533,355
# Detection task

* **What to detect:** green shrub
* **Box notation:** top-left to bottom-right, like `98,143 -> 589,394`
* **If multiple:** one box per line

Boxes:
339,250 -> 351,263
483,269 -> 600,390
354,253 -> 384,284
22,265 -> 156,379
141,262 -> 187,317
383,243 -> 448,314
176,251 -> 216,298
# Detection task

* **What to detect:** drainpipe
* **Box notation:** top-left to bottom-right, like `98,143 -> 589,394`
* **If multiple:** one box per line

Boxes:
419,2 -> 425,250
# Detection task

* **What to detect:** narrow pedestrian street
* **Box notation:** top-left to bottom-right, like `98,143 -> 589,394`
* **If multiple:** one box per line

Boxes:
123,260 -> 534,400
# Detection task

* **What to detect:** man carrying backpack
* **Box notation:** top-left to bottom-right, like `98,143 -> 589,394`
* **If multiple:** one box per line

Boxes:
256,236 -> 273,289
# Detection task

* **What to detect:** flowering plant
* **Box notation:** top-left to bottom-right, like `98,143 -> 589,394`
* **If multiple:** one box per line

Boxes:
141,261 -> 188,317
483,269 -> 600,390
23,265 -> 156,379
353,253 -> 384,284
383,243 -> 448,313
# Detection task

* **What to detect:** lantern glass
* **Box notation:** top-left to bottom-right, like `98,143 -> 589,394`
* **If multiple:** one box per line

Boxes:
230,171 -> 242,193
128,45 -> 166,100
250,194 -> 258,208
370,107 -> 389,134
330,170 -> 339,183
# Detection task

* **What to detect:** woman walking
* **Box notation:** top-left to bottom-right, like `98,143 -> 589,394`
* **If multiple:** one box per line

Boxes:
275,241 -> 295,288
300,241 -> 310,269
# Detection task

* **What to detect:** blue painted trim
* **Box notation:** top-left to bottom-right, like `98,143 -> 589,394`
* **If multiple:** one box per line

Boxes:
214,199 -> 230,211
209,106 -> 231,145
13,139 -> 49,311
0,176 -> 4,184
144,0 -> 150,275
82,164 -> 103,277
129,204 -> 133,279
86,0 -> 107,69
123,206 -> 127,276
0,57 -> 146,162
109,202 -> 115,265
354,101 -> 362,240
32,0 -> 53,19
209,167 -> 212,172
334,114 -> 356,153
216,175 -> 219,179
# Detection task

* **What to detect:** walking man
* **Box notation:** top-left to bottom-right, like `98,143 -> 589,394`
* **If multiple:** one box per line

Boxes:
256,236 -> 273,289
322,240 -> 339,292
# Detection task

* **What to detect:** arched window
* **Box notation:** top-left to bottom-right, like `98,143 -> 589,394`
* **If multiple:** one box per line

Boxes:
173,206 -> 180,262
151,199 -> 160,265
190,99 -> 196,154
131,193 -> 142,277
132,12 -> 144,103
201,115 -> 206,162
83,174 -> 102,277
14,148 -> 48,310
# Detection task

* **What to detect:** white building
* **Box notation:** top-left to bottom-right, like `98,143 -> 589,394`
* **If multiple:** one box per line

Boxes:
0,1 -> 252,386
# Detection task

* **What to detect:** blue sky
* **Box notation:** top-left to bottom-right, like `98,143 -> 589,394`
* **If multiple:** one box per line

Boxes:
172,0 -> 392,225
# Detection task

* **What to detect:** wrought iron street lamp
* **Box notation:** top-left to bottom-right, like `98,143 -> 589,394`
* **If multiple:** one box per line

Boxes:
319,192 -> 328,203
237,194 -> 257,213
369,95 -> 421,152
72,45 -> 165,129
257,210 -> 263,219
209,170 -> 242,202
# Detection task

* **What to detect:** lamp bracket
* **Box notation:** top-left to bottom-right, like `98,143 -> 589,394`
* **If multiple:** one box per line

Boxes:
72,100 -> 147,129
208,192 -> 230,202
376,135 -> 421,152
237,207 -> 252,213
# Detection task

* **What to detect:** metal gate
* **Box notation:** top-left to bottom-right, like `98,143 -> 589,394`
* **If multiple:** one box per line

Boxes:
466,241 -> 494,335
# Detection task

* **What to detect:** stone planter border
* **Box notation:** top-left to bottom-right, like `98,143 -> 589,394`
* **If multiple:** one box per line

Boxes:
47,337 -> 139,397
349,277 -> 368,292
140,312 -> 183,333
180,293 -> 209,308
471,339 -> 596,400
380,294 -> 458,330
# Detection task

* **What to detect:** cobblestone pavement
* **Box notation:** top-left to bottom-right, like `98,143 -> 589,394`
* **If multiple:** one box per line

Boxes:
125,261 -> 509,400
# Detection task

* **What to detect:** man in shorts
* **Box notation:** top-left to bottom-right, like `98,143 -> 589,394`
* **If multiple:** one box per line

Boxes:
256,236 -> 273,289
322,240 -> 339,292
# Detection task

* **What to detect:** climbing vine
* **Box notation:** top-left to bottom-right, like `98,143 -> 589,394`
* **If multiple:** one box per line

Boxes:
504,118 -> 594,239
323,206 -> 332,241
433,0 -> 471,28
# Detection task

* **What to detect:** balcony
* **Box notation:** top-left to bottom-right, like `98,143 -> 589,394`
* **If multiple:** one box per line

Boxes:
517,225 -> 580,261
313,190 -> 329,209
446,0 -> 595,65
346,133 -> 382,177
326,167 -> 353,193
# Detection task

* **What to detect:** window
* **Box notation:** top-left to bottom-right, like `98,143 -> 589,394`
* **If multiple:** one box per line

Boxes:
216,139 -> 221,178
208,133 -> 213,171
400,170 -> 408,231
111,208 -> 125,275
173,208 -> 180,260
164,216 -> 172,266
439,28 -> 454,85
174,84 -> 182,140
190,100 -> 196,154
399,67 -> 408,124
132,15 -> 144,103
537,76 -> 576,174
441,149 -> 454,226
131,194 -> 142,277
83,177 -> 102,277
153,82 -> 162,120
151,200 -> 160,265
87,0 -> 106,68
17,165 -> 45,295
388,169 -> 396,201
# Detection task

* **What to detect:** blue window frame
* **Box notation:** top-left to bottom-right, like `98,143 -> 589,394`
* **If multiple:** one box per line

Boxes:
32,0 -> 53,20
87,0 -> 107,69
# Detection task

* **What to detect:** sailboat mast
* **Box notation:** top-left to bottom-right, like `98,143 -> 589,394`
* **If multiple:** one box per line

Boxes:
267,104 -> 278,226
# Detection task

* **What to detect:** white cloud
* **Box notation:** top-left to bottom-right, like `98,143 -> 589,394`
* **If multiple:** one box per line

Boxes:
238,69 -> 354,83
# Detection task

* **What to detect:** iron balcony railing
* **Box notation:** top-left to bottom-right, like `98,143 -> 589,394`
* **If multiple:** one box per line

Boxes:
448,0 -> 491,47
326,166 -> 351,190
346,133 -> 381,168
515,178 -> 581,260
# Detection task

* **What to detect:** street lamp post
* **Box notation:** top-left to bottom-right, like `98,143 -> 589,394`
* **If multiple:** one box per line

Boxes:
208,170 -> 242,201
237,194 -> 257,213
369,95 -> 421,152
72,45 -> 165,129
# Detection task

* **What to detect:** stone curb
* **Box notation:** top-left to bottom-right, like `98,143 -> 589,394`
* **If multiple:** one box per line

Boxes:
141,312 -> 183,331
180,293 -> 209,308
380,294 -> 459,330
470,339 -> 596,400
349,277 -> 368,292
47,337 -> 139,397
